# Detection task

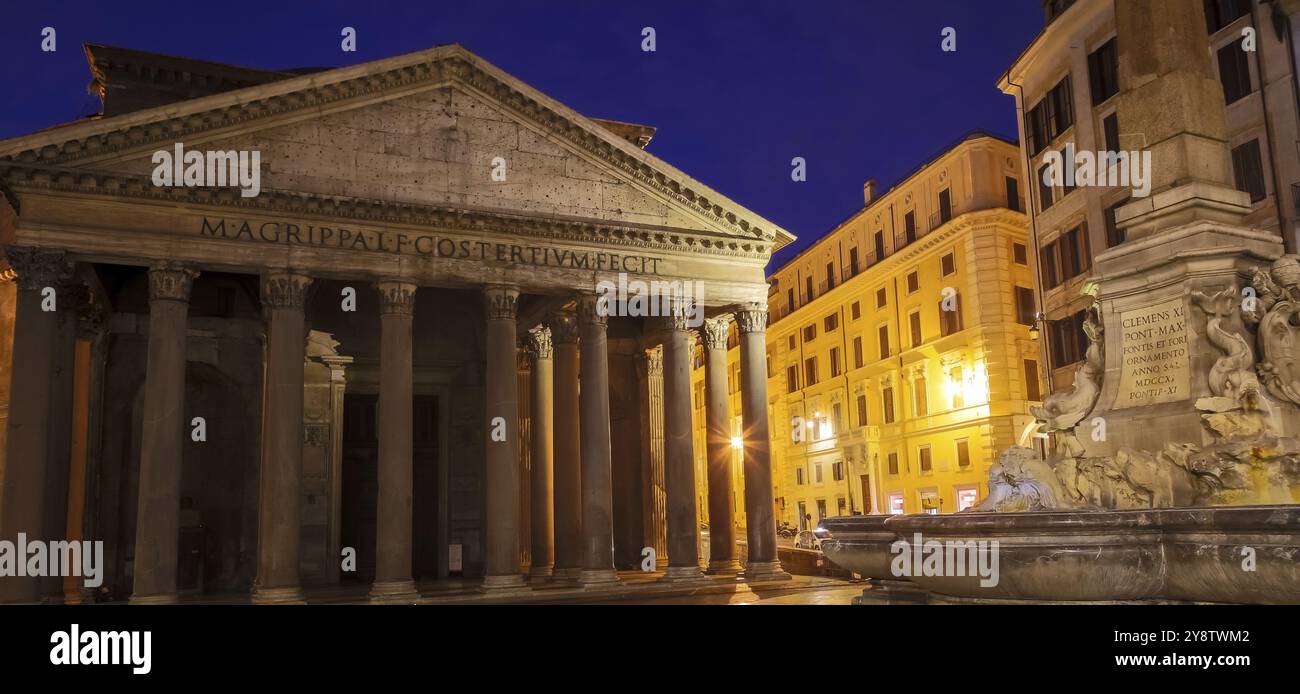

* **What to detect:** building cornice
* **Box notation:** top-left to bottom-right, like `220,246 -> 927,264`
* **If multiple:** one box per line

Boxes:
0,161 -> 773,263
0,44 -> 795,251
997,0 -> 1111,94
772,135 -> 1019,274
770,208 -> 1028,329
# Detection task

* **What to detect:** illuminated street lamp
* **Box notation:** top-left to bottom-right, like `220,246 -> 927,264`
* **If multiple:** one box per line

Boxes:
1029,310 -> 1046,341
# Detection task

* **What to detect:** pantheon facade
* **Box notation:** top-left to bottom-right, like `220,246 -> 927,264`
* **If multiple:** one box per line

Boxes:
0,43 -> 794,603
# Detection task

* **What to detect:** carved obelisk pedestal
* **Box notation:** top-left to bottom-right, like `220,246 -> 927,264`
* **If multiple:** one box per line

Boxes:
1080,0 -> 1293,457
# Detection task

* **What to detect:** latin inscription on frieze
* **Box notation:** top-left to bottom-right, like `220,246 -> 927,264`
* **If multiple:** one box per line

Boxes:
1115,297 -> 1190,407
197,216 -> 664,275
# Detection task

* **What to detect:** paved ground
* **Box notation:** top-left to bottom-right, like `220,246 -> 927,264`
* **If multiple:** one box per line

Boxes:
159,571 -> 862,605
590,580 -> 863,605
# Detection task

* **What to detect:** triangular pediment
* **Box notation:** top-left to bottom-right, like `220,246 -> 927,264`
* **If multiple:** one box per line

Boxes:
0,44 -> 793,250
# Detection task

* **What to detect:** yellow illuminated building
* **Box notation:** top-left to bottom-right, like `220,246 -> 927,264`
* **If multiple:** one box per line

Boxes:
693,132 -> 1042,529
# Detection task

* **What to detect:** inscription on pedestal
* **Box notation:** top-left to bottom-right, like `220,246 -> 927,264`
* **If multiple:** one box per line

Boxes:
1115,297 -> 1190,407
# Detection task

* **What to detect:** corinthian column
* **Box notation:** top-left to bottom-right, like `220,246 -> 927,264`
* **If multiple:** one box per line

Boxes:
660,312 -> 703,581
640,346 -> 668,569
131,262 -> 199,604
251,271 -> 312,604
0,247 -> 72,604
42,279 -> 81,602
548,310 -> 582,580
39,280 -> 81,605
702,316 -> 741,574
370,280 -> 420,603
527,326 -> 554,578
576,294 -> 620,587
482,285 -> 526,591
735,302 -> 791,582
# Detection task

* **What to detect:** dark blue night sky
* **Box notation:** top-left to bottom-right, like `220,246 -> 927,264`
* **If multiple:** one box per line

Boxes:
0,0 -> 1044,270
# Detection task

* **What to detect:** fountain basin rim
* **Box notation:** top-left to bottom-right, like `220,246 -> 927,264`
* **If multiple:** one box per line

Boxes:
877,504 -> 1300,533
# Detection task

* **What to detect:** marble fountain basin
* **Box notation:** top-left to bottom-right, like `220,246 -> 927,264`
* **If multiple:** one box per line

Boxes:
817,514 -> 899,581
818,506 -> 1300,604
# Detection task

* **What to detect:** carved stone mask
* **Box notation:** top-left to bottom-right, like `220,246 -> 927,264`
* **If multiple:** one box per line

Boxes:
1270,255 -> 1300,290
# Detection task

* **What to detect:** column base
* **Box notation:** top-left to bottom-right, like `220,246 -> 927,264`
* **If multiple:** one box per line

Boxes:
480,574 -> 529,593
550,566 -> 583,582
578,569 -> 622,589
0,585 -> 42,604
249,586 -> 307,605
128,593 -> 180,605
706,559 -> 744,575
528,565 -> 554,579
742,560 -> 792,583
368,580 -> 421,604
63,588 -> 91,605
658,565 -> 710,584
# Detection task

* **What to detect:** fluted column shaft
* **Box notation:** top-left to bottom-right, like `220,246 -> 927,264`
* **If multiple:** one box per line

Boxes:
527,327 -> 555,577
483,285 -> 526,590
370,281 -> 420,603
661,316 -> 702,580
251,271 -> 312,604
736,303 -> 791,582
0,248 -> 72,603
703,317 -> 741,573
577,295 -> 619,586
550,311 -> 582,579
642,347 -> 668,568
132,262 -> 198,604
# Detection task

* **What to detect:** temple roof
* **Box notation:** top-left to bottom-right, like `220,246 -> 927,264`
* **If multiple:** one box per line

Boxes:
0,42 -> 793,251
84,43 -> 657,149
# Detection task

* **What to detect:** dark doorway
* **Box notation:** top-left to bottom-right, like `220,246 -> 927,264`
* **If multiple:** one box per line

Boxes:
340,393 -> 441,584
340,394 -> 379,582
181,363 -> 259,594
411,395 -> 440,580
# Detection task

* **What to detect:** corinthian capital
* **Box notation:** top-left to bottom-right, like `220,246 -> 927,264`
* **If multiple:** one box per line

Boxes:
377,280 -> 417,316
548,309 -> 580,344
261,271 -> 312,310
734,301 -> 768,335
149,262 -> 200,303
528,325 -> 553,359
576,293 -> 607,328
702,316 -> 733,350
4,246 -> 73,291
78,293 -> 108,339
484,285 -> 519,321
654,312 -> 693,334
644,345 -> 664,374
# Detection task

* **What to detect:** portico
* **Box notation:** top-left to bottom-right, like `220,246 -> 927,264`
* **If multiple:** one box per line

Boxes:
0,43 -> 793,603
